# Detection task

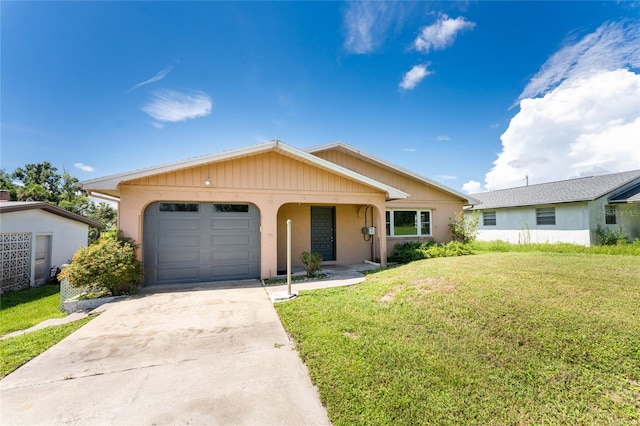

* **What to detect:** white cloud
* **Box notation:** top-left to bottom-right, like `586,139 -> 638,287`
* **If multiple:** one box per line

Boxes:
518,21 -> 640,102
74,163 -> 94,172
142,89 -> 212,123
343,1 -> 401,54
129,66 -> 173,92
485,69 -> 640,190
462,180 -> 482,193
414,14 -> 475,54
402,148 -> 417,152
400,64 -> 432,90
473,20 -> 640,192
436,134 -> 450,141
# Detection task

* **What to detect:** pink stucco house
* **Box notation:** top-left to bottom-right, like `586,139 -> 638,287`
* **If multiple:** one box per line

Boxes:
82,141 -> 476,287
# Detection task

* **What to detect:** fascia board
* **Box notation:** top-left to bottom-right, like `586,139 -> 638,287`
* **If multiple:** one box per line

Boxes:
277,143 -> 408,199
81,140 -> 408,199
81,141 -> 277,190
306,141 -> 477,204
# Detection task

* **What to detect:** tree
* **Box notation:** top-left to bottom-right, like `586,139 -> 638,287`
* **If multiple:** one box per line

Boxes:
0,170 -> 18,200
7,162 -> 117,241
13,162 -> 61,202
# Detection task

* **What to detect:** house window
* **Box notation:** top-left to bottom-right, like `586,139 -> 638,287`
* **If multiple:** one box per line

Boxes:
605,205 -> 617,225
214,204 -> 249,213
482,211 -> 496,226
536,207 -> 556,225
159,203 -> 199,212
386,210 -> 432,237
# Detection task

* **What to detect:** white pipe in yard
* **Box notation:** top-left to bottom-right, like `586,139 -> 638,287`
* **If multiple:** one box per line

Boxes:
287,219 -> 292,296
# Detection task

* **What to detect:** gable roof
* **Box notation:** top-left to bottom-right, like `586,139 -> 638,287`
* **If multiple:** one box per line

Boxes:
306,141 -> 479,205
609,182 -> 640,203
81,140 -> 409,200
470,169 -> 640,210
0,202 -> 103,228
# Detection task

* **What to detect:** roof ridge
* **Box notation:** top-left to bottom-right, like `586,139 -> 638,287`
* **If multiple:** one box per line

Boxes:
471,169 -> 640,195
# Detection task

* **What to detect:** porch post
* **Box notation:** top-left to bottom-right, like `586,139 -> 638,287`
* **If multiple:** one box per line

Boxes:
374,201 -> 388,267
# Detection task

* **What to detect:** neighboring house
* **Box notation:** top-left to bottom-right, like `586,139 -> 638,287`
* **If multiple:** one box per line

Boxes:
469,170 -> 640,246
0,200 -> 102,293
82,140 -> 476,287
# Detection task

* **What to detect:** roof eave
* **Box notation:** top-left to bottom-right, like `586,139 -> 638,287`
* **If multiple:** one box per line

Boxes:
306,141 -> 475,204
81,140 -> 409,200
0,202 -> 103,228
276,143 -> 408,200
81,141 -> 279,191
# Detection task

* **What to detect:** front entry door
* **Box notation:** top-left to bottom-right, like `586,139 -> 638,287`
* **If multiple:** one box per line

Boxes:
311,206 -> 336,261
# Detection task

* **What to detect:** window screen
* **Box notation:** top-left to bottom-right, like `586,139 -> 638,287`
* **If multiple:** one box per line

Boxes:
605,205 -> 617,225
536,207 -> 555,225
483,211 -> 496,226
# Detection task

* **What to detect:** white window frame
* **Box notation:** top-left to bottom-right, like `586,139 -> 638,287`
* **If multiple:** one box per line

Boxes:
386,209 -> 432,237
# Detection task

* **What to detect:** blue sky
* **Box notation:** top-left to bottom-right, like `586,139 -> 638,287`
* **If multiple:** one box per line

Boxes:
2,1 -> 639,194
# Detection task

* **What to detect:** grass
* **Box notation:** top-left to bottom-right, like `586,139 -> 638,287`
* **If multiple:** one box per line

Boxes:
276,252 -> 640,425
0,284 -> 66,335
472,239 -> 640,256
0,316 -> 94,378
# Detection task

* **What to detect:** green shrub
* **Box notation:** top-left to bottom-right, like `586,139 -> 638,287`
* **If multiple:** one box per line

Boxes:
448,211 -> 479,243
390,241 -> 472,264
58,235 -> 142,296
595,225 -> 628,245
300,251 -> 323,278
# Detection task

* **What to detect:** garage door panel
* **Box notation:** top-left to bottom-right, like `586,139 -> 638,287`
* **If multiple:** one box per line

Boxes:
144,202 -> 260,286
157,250 -> 200,264
157,218 -> 201,231
157,267 -> 200,282
212,234 -> 251,245
157,234 -> 200,248
213,249 -> 249,261
212,218 -> 251,230
210,264 -> 250,278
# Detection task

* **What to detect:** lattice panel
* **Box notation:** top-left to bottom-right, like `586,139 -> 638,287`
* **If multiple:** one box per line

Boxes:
1,233 -> 32,293
60,273 -> 83,309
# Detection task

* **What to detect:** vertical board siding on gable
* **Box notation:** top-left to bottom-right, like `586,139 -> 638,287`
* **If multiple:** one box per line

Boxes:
313,150 -> 459,202
124,152 -> 377,194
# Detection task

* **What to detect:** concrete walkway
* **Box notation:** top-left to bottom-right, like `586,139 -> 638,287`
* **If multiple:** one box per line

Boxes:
1,312 -> 90,340
0,282 -> 331,425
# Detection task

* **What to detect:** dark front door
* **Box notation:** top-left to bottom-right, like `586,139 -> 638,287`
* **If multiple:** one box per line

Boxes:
311,206 -> 336,261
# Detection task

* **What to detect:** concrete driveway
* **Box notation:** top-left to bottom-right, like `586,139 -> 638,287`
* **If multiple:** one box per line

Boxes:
0,282 -> 330,425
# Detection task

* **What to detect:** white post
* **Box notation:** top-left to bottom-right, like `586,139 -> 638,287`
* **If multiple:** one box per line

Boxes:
287,219 -> 292,296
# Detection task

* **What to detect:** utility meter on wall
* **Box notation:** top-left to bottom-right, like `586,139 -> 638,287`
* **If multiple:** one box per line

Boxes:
362,226 -> 376,235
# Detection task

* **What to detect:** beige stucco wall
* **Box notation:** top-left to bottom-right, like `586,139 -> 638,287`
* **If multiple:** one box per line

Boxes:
277,203 -> 382,271
117,151 -> 388,281
313,148 -> 466,252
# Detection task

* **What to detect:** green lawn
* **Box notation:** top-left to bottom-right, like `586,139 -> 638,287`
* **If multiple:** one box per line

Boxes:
0,284 -> 95,378
0,285 -> 66,335
276,252 -> 640,425
0,317 -> 93,378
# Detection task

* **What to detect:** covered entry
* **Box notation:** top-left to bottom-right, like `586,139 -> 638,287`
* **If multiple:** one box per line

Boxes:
143,202 -> 260,285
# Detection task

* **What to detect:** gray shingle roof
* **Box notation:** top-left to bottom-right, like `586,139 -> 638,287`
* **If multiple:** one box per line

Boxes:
470,170 -> 640,210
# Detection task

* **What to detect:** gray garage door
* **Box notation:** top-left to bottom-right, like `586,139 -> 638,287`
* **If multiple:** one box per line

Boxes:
143,202 -> 260,286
